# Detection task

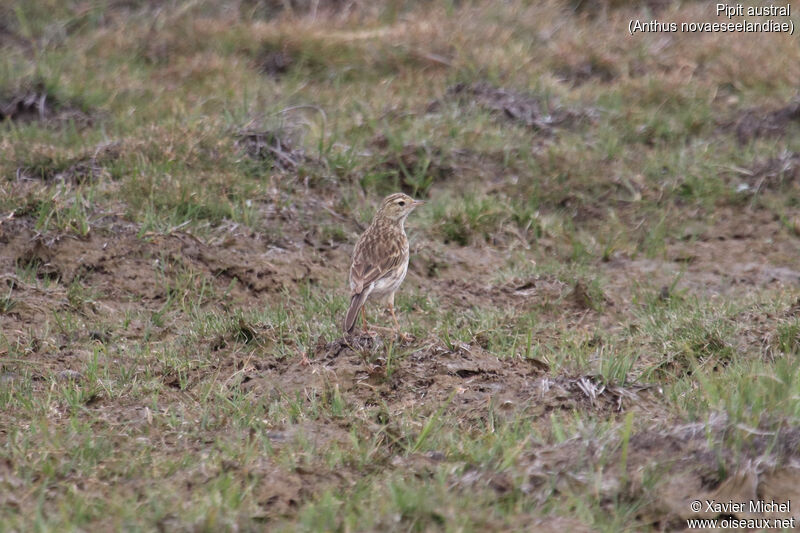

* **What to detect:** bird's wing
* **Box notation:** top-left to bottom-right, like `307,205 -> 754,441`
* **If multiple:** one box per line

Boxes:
349,230 -> 405,294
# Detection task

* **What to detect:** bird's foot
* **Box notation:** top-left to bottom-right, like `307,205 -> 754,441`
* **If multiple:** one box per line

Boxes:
366,325 -> 394,335
374,325 -> 414,342
358,325 -> 413,343
395,330 -> 415,343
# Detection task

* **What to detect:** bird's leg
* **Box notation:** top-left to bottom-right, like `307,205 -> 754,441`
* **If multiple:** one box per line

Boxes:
388,295 -> 412,342
389,300 -> 400,330
361,305 -> 390,334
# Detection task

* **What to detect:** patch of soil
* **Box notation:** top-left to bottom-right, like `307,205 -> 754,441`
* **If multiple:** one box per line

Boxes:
0,213 -> 339,382
424,273 -> 612,319
601,207 -> 800,306
248,455 -> 350,519
674,210 -> 800,290
15,143 -> 121,184
0,216 -> 319,318
431,275 -> 569,312
0,81 -> 93,127
235,128 -> 312,172
180,235 -> 313,294
445,82 -> 593,133
237,335 -> 655,420
729,96 -> 800,144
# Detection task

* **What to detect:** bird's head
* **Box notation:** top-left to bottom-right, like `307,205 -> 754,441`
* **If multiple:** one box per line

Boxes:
376,193 -> 425,222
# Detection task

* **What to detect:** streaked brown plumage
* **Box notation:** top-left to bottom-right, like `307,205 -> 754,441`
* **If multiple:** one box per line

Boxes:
343,193 -> 424,335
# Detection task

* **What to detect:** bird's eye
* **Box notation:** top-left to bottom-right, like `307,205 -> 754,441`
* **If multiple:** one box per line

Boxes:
398,201 -> 405,206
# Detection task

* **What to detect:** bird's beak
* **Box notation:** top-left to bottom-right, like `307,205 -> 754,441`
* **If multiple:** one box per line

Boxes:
413,200 -> 426,207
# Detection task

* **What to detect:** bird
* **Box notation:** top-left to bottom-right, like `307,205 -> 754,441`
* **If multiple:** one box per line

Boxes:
343,192 -> 424,336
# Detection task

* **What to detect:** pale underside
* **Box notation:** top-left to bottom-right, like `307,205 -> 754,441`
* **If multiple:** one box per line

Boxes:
351,256 -> 409,305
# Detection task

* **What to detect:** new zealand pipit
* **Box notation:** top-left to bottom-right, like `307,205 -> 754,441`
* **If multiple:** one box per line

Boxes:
343,193 -> 424,335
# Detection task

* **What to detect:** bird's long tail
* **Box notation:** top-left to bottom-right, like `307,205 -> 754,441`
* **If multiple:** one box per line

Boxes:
343,292 -> 368,334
